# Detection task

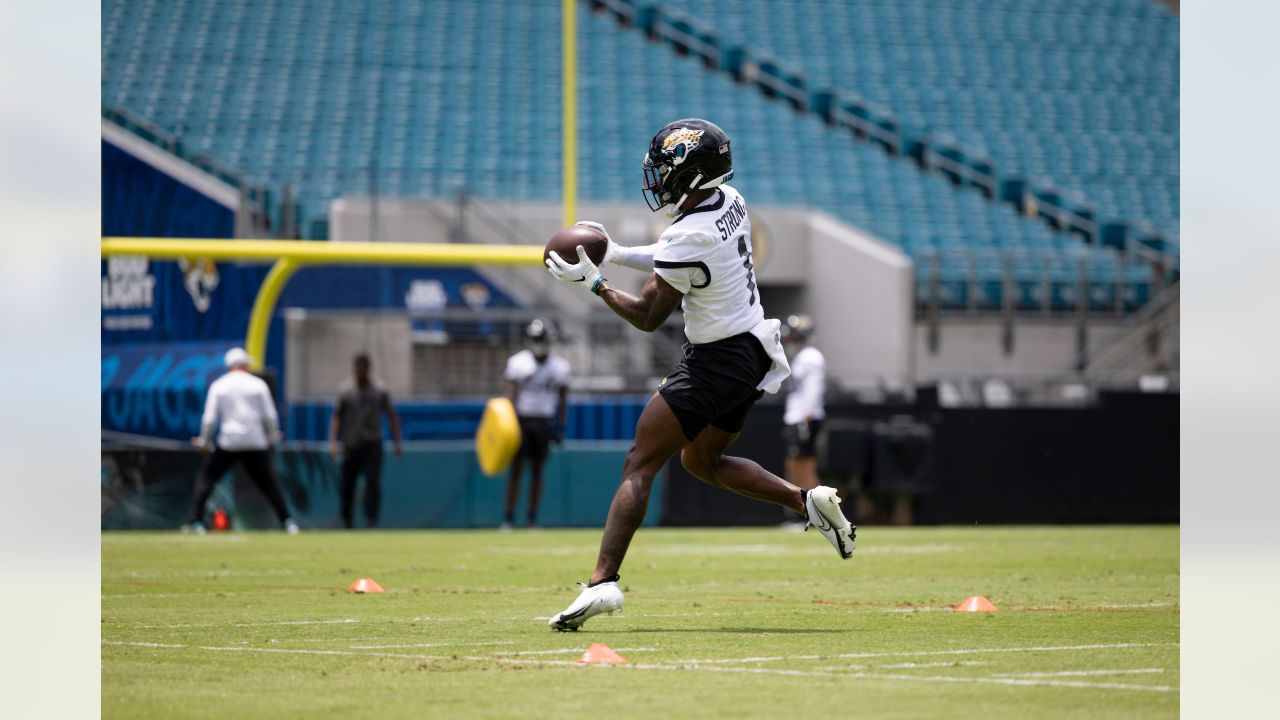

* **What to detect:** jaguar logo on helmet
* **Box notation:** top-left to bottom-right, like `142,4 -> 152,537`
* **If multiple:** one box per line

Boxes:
661,127 -> 705,165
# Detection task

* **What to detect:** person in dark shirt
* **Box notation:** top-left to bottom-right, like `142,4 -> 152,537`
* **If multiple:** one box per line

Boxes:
328,353 -> 403,528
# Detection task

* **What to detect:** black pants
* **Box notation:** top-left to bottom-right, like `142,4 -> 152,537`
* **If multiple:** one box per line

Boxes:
185,448 -> 291,525
341,443 -> 384,528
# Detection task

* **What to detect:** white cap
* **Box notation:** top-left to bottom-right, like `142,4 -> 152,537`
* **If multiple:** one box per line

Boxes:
224,347 -> 252,368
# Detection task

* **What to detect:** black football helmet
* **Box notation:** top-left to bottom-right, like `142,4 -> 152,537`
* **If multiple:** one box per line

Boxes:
642,118 -> 733,215
525,318 -> 552,357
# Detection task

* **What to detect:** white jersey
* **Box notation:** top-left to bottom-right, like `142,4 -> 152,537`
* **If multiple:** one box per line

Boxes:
504,349 -> 570,418
784,345 -> 827,425
199,370 -> 280,451
653,185 -> 764,345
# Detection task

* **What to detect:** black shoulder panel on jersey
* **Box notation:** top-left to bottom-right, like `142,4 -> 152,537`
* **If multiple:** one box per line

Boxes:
654,260 -> 712,289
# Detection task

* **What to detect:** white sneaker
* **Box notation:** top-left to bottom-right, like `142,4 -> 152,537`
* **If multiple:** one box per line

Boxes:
180,522 -> 206,535
548,580 -> 624,631
284,520 -> 300,535
805,486 -> 856,559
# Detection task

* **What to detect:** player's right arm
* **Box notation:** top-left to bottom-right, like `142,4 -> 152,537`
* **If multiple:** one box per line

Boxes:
596,273 -> 683,333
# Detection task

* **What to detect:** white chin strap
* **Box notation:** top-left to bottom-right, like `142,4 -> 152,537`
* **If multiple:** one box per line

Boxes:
666,173 -> 704,218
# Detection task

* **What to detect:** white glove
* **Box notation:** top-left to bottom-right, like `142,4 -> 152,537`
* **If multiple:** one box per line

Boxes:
574,220 -> 621,265
546,245 -> 606,294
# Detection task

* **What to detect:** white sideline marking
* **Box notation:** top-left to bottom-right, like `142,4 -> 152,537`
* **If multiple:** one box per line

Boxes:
104,641 -> 450,661
993,668 -> 1166,678
626,663 -> 1177,693
670,642 -> 1175,665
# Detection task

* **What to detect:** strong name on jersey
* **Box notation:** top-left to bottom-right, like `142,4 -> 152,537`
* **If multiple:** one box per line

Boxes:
653,185 -> 763,345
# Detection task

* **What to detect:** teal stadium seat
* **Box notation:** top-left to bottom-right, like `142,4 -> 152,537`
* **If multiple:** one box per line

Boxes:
101,0 -> 1171,310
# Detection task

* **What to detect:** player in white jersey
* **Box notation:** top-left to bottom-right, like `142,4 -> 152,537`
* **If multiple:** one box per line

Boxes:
781,314 -> 827,505
543,118 -> 856,630
502,319 -> 570,529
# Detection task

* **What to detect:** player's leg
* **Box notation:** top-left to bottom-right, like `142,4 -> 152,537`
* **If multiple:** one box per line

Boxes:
362,444 -> 383,528
680,426 -> 804,513
526,420 -> 552,527
504,451 -> 525,528
339,447 -> 361,529
793,419 -> 822,490
549,393 -> 687,631
589,394 -> 688,584
241,449 -> 294,528
183,448 -> 234,528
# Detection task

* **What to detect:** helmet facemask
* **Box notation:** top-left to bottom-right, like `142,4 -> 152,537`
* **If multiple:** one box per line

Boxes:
641,153 -> 672,212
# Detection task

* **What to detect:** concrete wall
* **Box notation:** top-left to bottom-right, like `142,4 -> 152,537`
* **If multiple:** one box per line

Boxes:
913,317 -> 1127,380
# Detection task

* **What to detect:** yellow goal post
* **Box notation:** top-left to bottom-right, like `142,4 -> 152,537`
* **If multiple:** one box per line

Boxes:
101,237 -> 544,370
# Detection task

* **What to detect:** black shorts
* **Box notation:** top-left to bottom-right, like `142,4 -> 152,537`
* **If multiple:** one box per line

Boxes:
659,331 -> 771,441
517,416 -> 555,463
783,419 -> 824,459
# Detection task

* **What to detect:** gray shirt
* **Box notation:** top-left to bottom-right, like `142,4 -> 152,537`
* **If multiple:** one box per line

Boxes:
335,380 -> 392,448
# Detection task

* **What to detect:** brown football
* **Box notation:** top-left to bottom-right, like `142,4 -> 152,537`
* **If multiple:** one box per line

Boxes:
544,225 -> 608,267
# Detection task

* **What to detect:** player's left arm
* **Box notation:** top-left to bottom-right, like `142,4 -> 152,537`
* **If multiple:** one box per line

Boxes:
545,244 -> 682,331
597,273 -> 683,333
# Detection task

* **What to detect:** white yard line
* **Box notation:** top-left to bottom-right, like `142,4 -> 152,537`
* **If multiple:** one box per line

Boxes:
992,668 -> 1166,678
103,640 -> 451,661
623,663 -> 1177,693
490,647 -> 659,656
349,641 -> 516,649
128,618 -> 362,629
668,642 -> 1176,665
102,639 -> 1178,694
881,661 -> 986,669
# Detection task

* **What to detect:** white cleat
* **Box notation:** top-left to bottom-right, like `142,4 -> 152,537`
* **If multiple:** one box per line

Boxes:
548,580 -> 624,631
805,486 -> 856,559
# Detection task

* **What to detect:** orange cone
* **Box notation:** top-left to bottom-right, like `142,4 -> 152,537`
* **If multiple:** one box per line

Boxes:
212,508 -> 230,531
954,595 -> 998,612
348,578 -> 385,593
574,643 -> 628,665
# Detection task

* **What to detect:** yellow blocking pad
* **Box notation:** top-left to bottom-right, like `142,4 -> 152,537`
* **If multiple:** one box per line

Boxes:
475,397 -> 522,476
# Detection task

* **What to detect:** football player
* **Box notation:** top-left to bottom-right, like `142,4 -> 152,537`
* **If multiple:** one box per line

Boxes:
544,119 -> 856,631
501,319 -> 570,530
781,314 -> 826,513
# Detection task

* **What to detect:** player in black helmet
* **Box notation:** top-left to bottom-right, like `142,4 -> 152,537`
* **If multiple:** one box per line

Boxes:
501,319 -> 570,529
543,119 -> 857,630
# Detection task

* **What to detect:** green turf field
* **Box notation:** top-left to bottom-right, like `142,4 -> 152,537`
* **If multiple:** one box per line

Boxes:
102,526 -> 1178,719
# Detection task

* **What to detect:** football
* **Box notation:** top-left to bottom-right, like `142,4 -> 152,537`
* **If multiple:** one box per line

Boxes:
544,225 -> 608,267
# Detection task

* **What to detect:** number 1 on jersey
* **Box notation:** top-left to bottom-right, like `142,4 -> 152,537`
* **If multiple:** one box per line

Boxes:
736,235 -> 757,306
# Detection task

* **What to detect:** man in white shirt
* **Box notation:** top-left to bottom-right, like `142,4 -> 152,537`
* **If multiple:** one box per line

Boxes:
543,119 -> 856,631
182,348 -> 298,534
781,315 -> 826,502
501,319 -> 570,529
